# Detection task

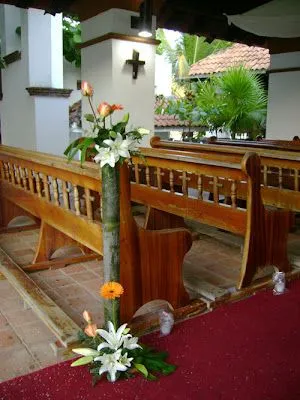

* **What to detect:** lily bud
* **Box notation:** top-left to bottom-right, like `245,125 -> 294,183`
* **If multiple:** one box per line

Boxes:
97,102 -> 112,118
82,310 -> 92,323
81,81 -> 94,97
84,323 -> 98,338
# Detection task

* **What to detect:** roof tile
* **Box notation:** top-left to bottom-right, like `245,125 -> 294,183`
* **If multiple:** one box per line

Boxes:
189,43 -> 270,76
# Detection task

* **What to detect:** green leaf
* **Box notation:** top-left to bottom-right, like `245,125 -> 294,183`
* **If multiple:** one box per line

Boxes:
109,131 -> 117,139
79,137 -> 95,164
71,355 -> 93,366
147,373 -> 157,381
72,347 -> 99,357
122,113 -> 129,124
112,121 -> 127,134
134,363 -> 148,378
64,138 -> 82,161
73,33 -> 81,43
84,113 -> 95,123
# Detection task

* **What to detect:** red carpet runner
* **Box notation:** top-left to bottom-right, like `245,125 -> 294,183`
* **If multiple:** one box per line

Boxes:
1,280 -> 300,400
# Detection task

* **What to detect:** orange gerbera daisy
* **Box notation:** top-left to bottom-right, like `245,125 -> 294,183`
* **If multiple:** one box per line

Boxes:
100,281 -> 124,300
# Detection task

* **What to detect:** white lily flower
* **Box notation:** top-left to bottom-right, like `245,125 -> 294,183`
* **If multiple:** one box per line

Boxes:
103,132 -> 131,159
94,145 -> 119,168
122,335 -> 142,350
94,349 -> 128,382
119,352 -> 133,368
97,321 -> 130,351
72,348 -> 100,357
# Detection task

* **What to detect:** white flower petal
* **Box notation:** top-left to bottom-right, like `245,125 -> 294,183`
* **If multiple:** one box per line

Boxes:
107,321 -> 116,334
103,139 -> 114,147
99,365 -> 108,376
97,342 -> 113,352
97,328 -> 114,344
116,323 -> 128,341
137,128 -> 150,135
118,149 -> 130,159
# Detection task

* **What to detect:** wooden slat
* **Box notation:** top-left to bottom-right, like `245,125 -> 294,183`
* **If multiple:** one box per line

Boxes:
0,247 -> 80,347
131,183 -> 247,235
0,181 -> 103,255
0,150 -> 100,191
23,253 -> 101,272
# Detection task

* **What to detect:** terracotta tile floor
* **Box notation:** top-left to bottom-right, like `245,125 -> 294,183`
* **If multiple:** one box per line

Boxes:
0,222 -> 299,382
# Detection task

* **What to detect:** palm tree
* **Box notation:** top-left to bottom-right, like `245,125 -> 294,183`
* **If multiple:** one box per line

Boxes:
196,66 -> 267,139
156,29 -> 231,80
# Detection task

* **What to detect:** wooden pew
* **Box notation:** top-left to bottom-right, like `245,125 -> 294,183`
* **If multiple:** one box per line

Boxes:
150,136 -> 300,213
0,145 -> 192,324
205,138 -> 300,152
130,148 -> 291,290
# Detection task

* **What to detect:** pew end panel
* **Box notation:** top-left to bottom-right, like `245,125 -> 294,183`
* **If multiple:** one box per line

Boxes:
132,149 -> 291,291
119,163 -> 192,322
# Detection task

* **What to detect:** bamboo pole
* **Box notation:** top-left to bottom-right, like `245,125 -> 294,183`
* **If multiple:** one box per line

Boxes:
101,164 -> 120,327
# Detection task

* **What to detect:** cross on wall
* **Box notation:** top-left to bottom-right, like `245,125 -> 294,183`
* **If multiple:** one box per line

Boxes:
125,50 -> 145,79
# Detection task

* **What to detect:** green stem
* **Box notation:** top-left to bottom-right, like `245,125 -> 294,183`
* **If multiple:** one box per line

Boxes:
88,96 -> 98,122
112,299 -> 117,330
101,164 -> 120,327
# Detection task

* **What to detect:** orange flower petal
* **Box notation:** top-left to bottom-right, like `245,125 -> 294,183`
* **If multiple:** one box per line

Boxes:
84,323 -> 98,338
100,281 -> 124,300
111,104 -> 124,111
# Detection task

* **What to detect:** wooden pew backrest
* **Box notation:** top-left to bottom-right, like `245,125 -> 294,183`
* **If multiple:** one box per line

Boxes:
150,136 -> 300,213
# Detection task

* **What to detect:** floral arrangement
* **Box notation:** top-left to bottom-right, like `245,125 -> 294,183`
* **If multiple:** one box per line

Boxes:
71,282 -> 176,384
65,83 -> 175,385
64,81 -> 149,328
64,81 -> 148,165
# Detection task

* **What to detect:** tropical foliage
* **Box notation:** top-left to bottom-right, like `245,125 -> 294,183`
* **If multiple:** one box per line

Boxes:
63,15 -> 81,67
196,66 -> 267,138
156,66 -> 267,140
156,29 -> 231,79
156,88 -> 205,141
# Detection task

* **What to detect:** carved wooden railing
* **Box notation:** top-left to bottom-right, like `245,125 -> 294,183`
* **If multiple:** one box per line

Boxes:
151,137 -> 300,212
0,145 -> 102,260
0,145 -> 192,323
130,147 -> 291,289
0,144 -> 292,327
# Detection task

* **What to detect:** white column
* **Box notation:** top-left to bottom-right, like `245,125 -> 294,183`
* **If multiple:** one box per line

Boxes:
81,9 -> 156,146
0,5 -> 21,55
1,7 -> 70,156
266,52 -> 300,140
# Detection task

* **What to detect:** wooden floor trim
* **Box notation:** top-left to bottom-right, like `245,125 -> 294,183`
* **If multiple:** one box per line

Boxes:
0,247 -> 80,347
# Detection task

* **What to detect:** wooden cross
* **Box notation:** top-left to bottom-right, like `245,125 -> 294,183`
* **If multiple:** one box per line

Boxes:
125,50 -> 145,79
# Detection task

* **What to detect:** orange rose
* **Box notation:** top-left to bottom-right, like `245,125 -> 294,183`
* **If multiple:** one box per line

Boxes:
97,102 -> 112,118
81,81 -> 94,97
111,104 -> 123,111
84,323 -> 98,338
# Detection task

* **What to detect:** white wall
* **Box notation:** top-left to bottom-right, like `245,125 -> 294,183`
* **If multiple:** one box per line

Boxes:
266,52 -> 300,139
112,39 -> 155,146
1,28 -> 36,150
1,7 -> 69,155
63,59 -> 81,105
81,9 -> 156,147
0,5 -> 21,54
35,97 -> 69,154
